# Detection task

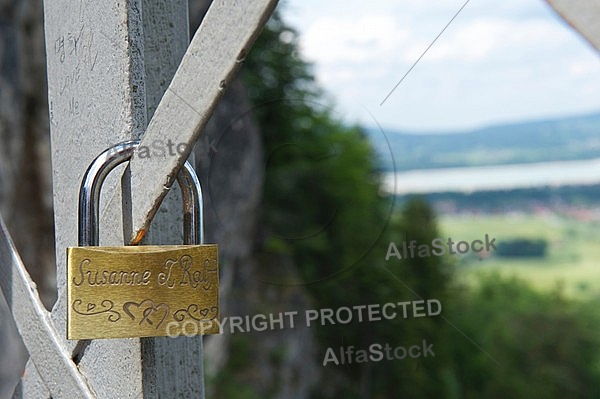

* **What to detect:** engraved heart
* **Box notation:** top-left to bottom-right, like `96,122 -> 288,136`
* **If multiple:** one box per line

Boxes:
173,304 -> 218,322
123,300 -> 170,329
87,303 -> 96,312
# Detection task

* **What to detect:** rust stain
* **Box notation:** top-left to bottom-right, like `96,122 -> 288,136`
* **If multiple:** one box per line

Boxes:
130,228 -> 146,246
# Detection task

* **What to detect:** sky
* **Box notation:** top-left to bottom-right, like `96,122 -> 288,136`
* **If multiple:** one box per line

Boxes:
280,0 -> 600,132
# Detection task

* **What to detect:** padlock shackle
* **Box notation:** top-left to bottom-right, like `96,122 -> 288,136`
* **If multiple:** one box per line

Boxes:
180,160 -> 203,246
78,140 -> 203,246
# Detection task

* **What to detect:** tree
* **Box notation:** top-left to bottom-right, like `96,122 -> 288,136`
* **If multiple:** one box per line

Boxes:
241,11 -> 453,398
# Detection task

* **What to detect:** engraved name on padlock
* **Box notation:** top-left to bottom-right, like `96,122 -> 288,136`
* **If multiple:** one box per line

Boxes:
67,140 -> 219,340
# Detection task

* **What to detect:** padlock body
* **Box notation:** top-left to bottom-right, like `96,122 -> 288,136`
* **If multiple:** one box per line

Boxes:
66,245 -> 219,339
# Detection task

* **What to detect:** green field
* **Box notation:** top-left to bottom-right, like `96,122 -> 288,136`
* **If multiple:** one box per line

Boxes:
440,213 -> 600,299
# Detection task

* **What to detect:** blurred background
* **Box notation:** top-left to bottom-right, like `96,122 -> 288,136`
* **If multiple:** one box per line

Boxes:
2,0 -> 600,398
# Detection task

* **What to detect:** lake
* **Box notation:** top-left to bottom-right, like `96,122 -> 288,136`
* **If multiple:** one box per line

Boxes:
382,158 -> 600,195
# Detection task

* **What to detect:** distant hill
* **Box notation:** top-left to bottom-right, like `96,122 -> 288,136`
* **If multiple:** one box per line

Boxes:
366,112 -> 600,171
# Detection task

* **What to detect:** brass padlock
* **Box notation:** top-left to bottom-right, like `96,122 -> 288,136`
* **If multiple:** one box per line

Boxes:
67,140 -> 219,340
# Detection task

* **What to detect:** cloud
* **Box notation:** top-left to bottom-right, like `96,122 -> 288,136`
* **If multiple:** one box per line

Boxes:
569,59 -> 600,77
299,13 -> 573,82
285,0 -> 600,130
418,18 -> 571,62
301,15 -> 411,64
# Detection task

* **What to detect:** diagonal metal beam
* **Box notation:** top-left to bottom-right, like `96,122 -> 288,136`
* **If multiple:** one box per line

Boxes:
545,0 -> 600,52
0,214 -> 96,399
99,0 -> 278,244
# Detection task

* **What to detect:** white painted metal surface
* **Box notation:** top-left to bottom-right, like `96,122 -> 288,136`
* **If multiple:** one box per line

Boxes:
3,0 -> 277,397
39,1 -> 147,397
137,2 -> 208,397
546,0 -> 600,51
0,215 -> 95,398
